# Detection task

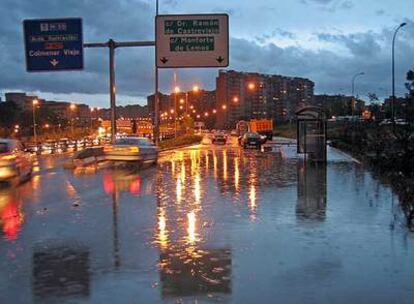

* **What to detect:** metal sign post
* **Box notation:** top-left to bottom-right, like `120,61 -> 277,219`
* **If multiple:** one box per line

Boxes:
83,40 -> 155,144
156,14 -> 229,68
23,18 -> 83,71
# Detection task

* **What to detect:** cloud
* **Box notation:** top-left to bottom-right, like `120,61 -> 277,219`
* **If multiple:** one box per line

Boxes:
0,0 -> 155,98
229,20 -> 414,98
340,0 -> 353,10
255,28 -> 296,44
0,0 -> 413,105
301,0 -> 354,12
316,31 -> 382,58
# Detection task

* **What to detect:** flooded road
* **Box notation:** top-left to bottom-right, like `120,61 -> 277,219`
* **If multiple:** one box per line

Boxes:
0,144 -> 413,303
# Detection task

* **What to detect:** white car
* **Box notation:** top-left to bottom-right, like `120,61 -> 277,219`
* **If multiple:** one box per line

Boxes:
104,137 -> 159,164
395,119 -> 409,126
0,139 -> 33,184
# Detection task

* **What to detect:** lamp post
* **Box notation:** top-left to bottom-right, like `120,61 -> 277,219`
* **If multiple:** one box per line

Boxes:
392,22 -> 407,128
351,72 -> 365,120
90,107 -> 95,130
70,103 -> 77,136
32,99 -> 39,144
174,86 -> 180,138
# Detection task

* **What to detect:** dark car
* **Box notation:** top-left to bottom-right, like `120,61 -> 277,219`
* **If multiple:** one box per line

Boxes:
240,132 -> 262,149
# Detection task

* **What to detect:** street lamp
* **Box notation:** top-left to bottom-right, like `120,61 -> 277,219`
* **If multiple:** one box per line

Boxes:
70,103 -> 77,135
351,72 -> 365,120
90,107 -> 94,129
173,86 -> 180,138
248,82 -> 255,90
32,99 -> 39,144
392,22 -> 407,127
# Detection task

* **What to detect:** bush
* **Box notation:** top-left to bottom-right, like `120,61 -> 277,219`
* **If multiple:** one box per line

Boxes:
273,124 -> 296,139
159,135 -> 203,150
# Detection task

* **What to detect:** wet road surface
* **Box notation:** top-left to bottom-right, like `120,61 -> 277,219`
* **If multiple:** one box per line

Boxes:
0,143 -> 413,303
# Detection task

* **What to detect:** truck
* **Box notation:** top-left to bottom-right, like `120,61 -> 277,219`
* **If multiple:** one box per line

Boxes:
249,119 -> 273,140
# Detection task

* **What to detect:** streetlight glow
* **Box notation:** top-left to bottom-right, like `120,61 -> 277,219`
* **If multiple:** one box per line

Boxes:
222,104 -> 227,110
233,96 -> 239,103
32,99 -> 39,106
248,82 -> 255,90
192,85 -> 200,93
174,86 -> 180,93
70,103 -> 77,111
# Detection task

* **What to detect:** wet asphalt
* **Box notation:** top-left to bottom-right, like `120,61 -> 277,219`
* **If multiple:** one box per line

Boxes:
0,139 -> 413,303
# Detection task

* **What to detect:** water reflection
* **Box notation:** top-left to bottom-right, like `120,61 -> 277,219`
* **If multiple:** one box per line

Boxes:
234,157 -> 240,192
32,245 -> 90,300
157,207 -> 169,249
187,211 -> 197,244
0,189 -> 25,241
176,176 -> 182,204
159,249 -> 231,298
103,168 -> 142,196
296,161 -> 327,221
223,149 -> 228,181
194,173 -> 201,204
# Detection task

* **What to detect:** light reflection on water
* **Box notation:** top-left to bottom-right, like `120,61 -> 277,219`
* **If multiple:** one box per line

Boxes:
0,146 -> 413,303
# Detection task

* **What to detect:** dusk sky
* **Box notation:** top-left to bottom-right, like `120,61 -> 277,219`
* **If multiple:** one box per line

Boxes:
1,0 -> 413,107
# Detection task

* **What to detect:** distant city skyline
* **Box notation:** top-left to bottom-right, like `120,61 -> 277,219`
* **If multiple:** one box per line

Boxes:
0,0 -> 413,107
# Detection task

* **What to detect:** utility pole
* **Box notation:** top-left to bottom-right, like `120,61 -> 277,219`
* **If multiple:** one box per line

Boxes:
154,0 -> 160,144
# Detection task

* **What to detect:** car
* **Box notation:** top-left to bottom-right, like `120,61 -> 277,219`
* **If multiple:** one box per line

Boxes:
379,119 -> 392,126
395,119 -> 409,126
0,139 -> 32,184
240,132 -> 263,149
104,137 -> 159,164
212,133 -> 227,145
42,140 -> 57,154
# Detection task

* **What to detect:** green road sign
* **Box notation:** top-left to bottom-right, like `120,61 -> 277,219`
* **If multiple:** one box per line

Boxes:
156,14 -> 229,68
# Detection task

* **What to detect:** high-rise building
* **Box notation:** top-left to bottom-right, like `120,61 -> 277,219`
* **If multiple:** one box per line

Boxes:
215,70 -> 314,129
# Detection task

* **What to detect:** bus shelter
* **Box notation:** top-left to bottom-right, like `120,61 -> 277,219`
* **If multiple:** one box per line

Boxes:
296,106 -> 327,162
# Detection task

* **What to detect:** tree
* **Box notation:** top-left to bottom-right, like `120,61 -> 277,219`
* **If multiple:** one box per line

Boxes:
368,93 -> 379,103
405,69 -> 414,122
405,69 -> 414,97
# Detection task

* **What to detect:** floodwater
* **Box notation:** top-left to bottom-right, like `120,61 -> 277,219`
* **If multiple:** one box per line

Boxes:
0,144 -> 413,303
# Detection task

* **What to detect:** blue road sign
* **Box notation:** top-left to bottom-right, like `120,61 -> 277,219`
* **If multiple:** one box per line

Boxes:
23,18 -> 83,72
